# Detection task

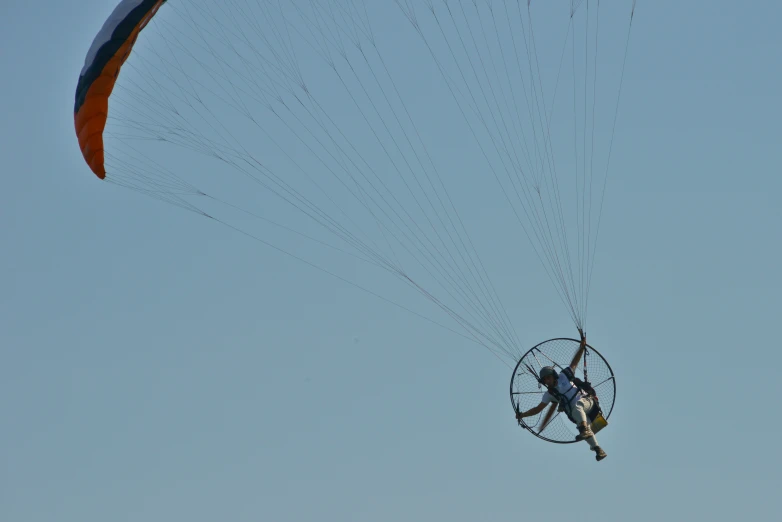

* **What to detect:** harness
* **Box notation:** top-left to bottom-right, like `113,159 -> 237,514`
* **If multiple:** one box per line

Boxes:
559,367 -> 601,423
527,364 -> 601,423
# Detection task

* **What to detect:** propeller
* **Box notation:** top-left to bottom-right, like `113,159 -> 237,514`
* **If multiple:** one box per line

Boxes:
537,402 -> 558,434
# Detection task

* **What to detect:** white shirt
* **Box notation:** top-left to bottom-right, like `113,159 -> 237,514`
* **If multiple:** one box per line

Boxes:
541,372 -> 585,410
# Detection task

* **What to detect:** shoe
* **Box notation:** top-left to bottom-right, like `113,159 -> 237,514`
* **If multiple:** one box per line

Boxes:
593,446 -> 607,461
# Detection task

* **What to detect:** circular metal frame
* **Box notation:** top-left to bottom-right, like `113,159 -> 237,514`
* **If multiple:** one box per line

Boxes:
509,338 -> 616,444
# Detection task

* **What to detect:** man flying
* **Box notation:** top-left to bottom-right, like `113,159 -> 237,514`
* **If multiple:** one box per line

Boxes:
515,332 -> 608,462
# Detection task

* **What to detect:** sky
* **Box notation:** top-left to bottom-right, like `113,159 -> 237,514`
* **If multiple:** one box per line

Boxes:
2,1 -> 781,521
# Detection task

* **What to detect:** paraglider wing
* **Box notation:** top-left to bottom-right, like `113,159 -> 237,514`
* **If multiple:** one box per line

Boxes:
74,0 -> 167,179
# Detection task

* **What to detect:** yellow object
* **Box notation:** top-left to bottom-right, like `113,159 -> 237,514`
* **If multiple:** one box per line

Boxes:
590,413 -> 608,435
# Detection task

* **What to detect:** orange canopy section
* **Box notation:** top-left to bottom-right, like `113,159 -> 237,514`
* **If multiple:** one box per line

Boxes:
74,0 -> 167,179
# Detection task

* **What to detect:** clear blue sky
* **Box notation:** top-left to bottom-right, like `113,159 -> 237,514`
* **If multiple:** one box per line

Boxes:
2,1 -> 781,521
